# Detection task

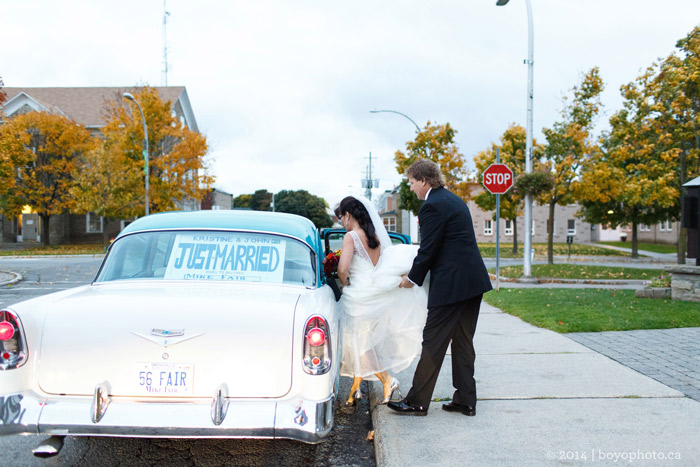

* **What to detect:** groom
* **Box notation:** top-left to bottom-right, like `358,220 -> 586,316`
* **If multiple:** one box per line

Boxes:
390,159 -> 492,416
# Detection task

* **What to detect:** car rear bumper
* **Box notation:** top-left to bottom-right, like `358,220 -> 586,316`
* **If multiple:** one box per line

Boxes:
0,392 -> 334,444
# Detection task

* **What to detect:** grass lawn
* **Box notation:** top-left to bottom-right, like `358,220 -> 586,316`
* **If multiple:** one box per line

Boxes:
0,244 -> 105,256
489,264 -> 664,280
484,288 -> 700,333
598,241 -> 677,254
479,243 -> 626,258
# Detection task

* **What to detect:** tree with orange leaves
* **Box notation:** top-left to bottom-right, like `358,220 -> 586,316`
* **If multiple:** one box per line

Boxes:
473,124 -> 546,254
394,121 -> 470,215
96,86 -> 213,216
541,67 -> 604,264
0,112 -> 96,245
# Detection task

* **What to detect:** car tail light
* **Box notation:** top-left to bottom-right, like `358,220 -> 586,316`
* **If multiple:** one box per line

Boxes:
0,310 -> 28,370
303,315 -> 331,375
307,328 -> 325,346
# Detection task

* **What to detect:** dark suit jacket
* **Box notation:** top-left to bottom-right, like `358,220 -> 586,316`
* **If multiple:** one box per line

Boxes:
408,187 -> 492,308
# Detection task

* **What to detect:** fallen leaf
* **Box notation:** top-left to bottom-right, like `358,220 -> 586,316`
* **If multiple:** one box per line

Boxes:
366,430 -> 375,441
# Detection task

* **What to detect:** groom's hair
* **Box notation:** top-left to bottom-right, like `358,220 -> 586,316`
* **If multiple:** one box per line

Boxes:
335,197 -> 380,249
406,159 -> 446,188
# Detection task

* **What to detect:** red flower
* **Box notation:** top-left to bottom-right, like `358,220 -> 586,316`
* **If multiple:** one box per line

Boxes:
323,250 -> 341,276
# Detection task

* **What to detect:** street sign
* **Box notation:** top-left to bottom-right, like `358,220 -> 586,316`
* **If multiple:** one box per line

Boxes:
482,163 -> 514,194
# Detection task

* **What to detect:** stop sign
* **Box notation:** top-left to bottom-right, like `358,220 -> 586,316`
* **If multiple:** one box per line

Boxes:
482,163 -> 514,194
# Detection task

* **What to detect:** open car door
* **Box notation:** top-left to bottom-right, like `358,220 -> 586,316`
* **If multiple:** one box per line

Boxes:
320,229 -> 411,301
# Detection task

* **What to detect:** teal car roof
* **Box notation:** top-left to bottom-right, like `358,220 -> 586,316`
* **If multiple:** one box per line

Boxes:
118,210 -> 322,251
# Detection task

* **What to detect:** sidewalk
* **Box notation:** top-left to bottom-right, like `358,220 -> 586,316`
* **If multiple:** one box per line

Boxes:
370,303 -> 700,466
579,242 -> 678,261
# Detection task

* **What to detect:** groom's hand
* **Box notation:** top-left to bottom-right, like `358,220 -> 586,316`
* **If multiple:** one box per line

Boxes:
399,275 -> 414,288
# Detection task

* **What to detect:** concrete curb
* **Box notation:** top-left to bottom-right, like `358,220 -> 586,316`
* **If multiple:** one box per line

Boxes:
0,270 -> 23,287
488,273 -> 650,286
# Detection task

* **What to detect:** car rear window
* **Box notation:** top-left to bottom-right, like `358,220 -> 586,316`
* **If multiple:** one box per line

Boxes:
96,230 -> 316,287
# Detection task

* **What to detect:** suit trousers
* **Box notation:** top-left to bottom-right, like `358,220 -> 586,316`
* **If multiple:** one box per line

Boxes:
405,294 -> 482,409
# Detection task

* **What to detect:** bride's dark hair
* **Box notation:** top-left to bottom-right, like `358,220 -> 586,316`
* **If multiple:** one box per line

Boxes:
335,197 -> 380,249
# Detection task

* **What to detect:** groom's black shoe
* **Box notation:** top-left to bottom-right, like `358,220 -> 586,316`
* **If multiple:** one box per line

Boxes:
386,399 -> 427,416
442,401 -> 476,416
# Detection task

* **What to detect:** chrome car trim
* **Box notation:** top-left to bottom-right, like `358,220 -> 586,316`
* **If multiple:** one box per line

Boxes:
32,435 -> 65,458
96,229 -> 319,288
109,228 -> 315,254
1,392 -> 334,444
211,384 -> 229,426
151,329 -> 184,337
91,382 -> 110,423
131,331 -> 204,348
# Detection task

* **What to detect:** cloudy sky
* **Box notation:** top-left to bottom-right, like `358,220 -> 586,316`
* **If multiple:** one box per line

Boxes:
2,0 -> 699,208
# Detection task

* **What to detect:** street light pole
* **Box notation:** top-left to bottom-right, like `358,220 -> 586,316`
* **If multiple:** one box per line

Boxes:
122,92 -> 150,216
369,109 -> 430,159
497,0 -> 534,278
370,109 -> 421,133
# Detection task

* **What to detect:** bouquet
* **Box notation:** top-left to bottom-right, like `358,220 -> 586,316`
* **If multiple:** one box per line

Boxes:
323,250 -> 341,277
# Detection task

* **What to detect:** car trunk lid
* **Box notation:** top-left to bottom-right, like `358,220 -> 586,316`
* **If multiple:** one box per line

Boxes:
37,283 -> 301,398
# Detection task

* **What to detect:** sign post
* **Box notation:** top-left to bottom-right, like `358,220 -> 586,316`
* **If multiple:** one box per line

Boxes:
482,158 -> 514,291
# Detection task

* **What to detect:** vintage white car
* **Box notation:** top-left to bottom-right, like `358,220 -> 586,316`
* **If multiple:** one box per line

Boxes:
0,210 -> 341,455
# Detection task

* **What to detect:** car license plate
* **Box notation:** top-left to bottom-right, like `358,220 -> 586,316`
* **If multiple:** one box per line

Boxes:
135,363 -> 193,395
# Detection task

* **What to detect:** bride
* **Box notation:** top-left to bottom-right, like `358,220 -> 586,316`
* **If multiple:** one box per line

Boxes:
334,196 -> 428,406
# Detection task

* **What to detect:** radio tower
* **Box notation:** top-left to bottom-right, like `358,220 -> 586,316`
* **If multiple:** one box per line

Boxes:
161,1 -> 170,86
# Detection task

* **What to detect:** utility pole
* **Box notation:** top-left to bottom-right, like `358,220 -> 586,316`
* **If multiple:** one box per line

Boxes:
162,1 -> 170,86
361,152 -> 379,200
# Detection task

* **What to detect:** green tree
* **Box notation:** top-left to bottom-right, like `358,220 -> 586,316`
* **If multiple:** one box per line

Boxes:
250,189 -> 273,211
274,190 -> 332,228
0,112 -> 96,245
576,68 -> 678,258
100,86 -> 213,215
233,194 -> 252,209
394,121 -> 470,214
542,67 -> 604,264
473,124 -> 545,253
71,144 -> 143,246
652,27 -> 700,262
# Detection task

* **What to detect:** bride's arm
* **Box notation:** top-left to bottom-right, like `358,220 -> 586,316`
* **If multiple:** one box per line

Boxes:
337,232 -> 354,287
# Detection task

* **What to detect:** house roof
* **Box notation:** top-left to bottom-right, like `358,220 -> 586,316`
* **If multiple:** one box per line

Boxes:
1,86 -> 197,131
683,175 -> 700,187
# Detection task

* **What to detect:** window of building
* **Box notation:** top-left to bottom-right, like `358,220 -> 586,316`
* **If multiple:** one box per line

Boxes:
567,219 -> 576,235
640,224 -> 651,232
484,220 -> 492,236
86,212 -> 103,233
383,216 -> 396,231
504,220 -> 513,236
659,220 -> 672,232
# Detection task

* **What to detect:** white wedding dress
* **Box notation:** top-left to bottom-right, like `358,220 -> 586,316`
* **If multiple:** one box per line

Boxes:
340,230 -> 428,380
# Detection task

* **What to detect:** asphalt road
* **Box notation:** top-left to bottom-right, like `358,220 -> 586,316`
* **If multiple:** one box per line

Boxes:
0,256 -> 376,466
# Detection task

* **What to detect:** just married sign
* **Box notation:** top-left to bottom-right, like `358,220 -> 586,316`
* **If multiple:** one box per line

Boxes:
164,232 -> 287,283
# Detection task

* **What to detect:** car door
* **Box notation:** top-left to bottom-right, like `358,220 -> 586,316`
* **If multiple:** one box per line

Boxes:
321,228 -> 410,257
320,228 -> 411,301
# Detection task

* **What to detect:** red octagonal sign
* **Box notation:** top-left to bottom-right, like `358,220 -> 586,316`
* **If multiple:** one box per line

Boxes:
482,163 -> 514,194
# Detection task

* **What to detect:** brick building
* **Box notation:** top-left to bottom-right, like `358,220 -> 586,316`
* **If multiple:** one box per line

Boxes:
0,86 -> 209,245
376,183 -> 679,246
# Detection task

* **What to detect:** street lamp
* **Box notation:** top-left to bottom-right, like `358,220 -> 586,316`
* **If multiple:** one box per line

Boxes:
122,92 -> 150,216
370,109 -> 430,159
370,109 -> 421,133
497,0 -> 534,278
